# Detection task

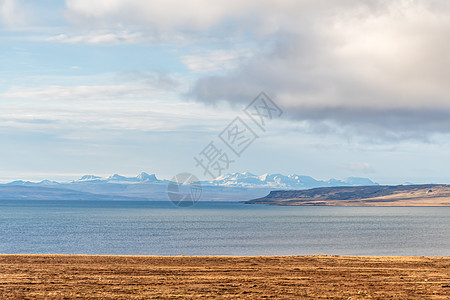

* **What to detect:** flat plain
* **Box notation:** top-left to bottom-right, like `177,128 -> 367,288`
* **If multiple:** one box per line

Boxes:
0,255 -> 448,299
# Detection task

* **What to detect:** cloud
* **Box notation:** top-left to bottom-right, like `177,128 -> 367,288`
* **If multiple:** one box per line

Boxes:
0,85 -> 212,133
61,0 -> 360,44
0,72 -> 235,134
65,0 -> 253,31
2,84 -> 158,101
0,0 -> 26,27
45,31 -> 148,45
339,162 -> 375,174
181,49 -> 253,73
63,0 -> 362,33
187,0 -> 450,140
2,72 -> 183,101
9,0 -> 450,141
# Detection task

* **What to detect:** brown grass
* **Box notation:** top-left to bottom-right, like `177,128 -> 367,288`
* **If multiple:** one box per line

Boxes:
0,255 -> 449,299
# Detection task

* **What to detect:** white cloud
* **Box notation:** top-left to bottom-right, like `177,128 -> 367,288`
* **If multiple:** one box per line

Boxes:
0,77 -> 235,133
7,0 -> 450,141
190,0 -> 450,139
61,0 -> 360,44
63,0 -> 450,119
2,71 -> 185,101
0,0 -> 26,27
45,31 -> 148,45
65,0 -> 250,30
63,0 -> 359,34
181,49 -> 253,73
339,162 -> 375,174
3,84 -> 159,101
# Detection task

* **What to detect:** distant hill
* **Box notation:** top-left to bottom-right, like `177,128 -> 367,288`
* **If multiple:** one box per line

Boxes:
1,173 -> 270,201
246,184 -> 450,206
0,186 -> 141,201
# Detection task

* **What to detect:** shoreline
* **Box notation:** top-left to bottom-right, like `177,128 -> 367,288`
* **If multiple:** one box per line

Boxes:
0,254 -> 448,298
0,253 -> 449,257
246,184 -> 450,206
246,202 -> 450,206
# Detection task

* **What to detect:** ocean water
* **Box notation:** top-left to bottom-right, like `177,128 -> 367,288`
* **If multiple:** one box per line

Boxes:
0,200 -> 448,256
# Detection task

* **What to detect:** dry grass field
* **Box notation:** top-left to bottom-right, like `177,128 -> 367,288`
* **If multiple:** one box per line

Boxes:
0,255 -> 448,299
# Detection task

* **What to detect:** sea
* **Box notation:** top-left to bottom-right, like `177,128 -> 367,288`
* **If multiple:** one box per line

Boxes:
0,200 -> 448,256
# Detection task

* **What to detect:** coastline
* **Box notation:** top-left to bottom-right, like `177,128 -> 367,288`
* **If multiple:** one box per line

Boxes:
0,254 -> 448,299
246,202 -> 450,206
246,184 -> 450,206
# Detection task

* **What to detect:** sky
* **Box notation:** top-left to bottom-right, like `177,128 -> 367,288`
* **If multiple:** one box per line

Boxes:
1,0 -> 450,184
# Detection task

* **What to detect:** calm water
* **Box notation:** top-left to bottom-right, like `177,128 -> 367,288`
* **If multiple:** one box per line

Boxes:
0,200 -> 448,256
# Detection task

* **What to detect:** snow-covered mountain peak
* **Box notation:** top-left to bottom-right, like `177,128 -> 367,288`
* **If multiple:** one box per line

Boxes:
73,173 -> 159,183
137,172 -> 157,182
78,175 -> 102,182
211,172 -> 377,189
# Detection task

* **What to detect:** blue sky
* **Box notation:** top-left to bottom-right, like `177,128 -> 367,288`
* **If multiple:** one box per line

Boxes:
1,0 -> 450,184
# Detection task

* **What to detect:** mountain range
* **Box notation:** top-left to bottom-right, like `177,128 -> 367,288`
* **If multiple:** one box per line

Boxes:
7,172 -> 377,189
211,172 -> 377,188
0,172 -> 378,201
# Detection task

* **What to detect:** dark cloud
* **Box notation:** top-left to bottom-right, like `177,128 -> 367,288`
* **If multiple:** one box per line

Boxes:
190,1 -> 450,141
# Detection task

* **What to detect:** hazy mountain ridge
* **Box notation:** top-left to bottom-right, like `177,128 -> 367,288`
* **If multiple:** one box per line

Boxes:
0,172 -> 378,201
5,172 -> 377,189
0,185 -> 142,201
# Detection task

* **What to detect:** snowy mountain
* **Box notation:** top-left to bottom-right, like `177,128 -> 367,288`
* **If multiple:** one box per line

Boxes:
0,171 -> 377,201
211,172 -> 378,189
6,180 -> 59,186
77,175 -> 103,182
5,171 -> 377,190
72,172 -> 159,184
